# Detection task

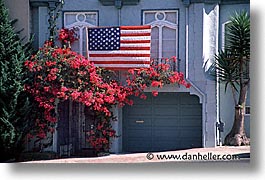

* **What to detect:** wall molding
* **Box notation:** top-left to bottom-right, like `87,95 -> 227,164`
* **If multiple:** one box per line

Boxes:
182,0 -> 249,6
99,0 -> 140,8
30,0 -> 61,7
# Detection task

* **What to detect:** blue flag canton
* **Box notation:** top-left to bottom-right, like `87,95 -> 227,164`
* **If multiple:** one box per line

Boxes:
88,27 -> 121,51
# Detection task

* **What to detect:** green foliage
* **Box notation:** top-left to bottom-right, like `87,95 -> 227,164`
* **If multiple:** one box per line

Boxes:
47,1 -> 64,43
0,0 -> 33,161
225,11 -> 250,58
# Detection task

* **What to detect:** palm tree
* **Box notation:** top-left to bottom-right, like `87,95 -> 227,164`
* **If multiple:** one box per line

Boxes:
213,11 -> 250,146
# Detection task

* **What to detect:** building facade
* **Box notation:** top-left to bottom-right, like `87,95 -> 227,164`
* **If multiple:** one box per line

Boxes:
5,0 -> 250,155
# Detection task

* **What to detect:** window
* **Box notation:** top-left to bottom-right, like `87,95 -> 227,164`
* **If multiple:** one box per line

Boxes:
245,106 -> 250,116
143,10 -> 179,71
63,11 -> 98,55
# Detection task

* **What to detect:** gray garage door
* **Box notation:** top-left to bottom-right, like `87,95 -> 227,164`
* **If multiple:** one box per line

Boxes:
123,92 -> 202,152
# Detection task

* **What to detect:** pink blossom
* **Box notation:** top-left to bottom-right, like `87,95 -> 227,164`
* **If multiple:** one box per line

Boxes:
151,81 -> 162,87
152,90 -> 158,97
71,91 -> 81,100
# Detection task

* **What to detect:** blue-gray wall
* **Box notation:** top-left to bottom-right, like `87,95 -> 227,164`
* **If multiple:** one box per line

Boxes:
218,3 -> 250,141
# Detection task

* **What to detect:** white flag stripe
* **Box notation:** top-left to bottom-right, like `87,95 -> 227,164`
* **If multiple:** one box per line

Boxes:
120,36 -> 151,41
90,57 -> 150,61
93,64 -> 150,68
89,50 -> 150,55
120,43 -> 151,47
121,29 -> 151,34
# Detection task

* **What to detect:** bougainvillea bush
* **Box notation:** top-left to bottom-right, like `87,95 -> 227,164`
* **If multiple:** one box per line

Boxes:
58,28 -> 78,47
24,41 -> 133,151
24,29 -> 191,153
126,58 -> 191,99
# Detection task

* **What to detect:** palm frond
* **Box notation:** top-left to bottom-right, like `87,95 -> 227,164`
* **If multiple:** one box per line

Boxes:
225,11 -> 250,58
213,51 -> 241,91
210,11 -> 250,94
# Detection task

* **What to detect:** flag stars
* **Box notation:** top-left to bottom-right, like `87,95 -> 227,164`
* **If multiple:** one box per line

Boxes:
88,27 -> 121,51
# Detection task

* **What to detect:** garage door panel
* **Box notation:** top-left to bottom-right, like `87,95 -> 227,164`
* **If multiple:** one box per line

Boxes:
180,128 -> 202,138
154,105 -> 178,116
153,129 -> 180,137
154,129 -> 201,139
153,140 -> 181,151
180,95 -> 200,104
153,117 -> 179,127
126,116 -> 152,127
126,129 -> 152,138
180,105 -> 202,116
153,94 -> 178,104
132,95 -> 152,105
180,117 -> 202,127
125,105 -> 152,115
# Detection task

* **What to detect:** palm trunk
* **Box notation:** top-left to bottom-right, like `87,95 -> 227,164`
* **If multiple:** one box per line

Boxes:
218,11 -> 250,146
224,82 -> 250,146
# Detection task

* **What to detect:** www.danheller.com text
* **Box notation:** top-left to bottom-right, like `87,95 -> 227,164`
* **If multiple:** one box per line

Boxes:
146,152 -> 240,161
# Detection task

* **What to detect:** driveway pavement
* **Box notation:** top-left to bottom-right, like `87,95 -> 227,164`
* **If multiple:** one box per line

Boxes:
23,146 -> 250,163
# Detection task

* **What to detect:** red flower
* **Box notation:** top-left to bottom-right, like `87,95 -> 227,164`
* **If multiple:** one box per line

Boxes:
71,91 -> 81,100
37,131 -> 46,139
97,123 -> 103,130
104,95 -> 115,104
44,40 -> 53,47
57,91 -> 67,99
140,83 -> 147,90
61,86 -> 68,92
46,61 -> 56,67
108,130 -> 116,137
151,81 -> 162,87
46,73 -> 57,81
127,99 -> 134,106
24,60 -> 35,70
58,28 -> 78,44
152,90 -> 158,97
185,83 -> 191,88
140,94 -> 147,100
128,69 -> 135,75
126,79 -> 132,86
43,86 -> 50,92
172,56 -> 177,62
134,91 -> 140,97
50,68 -> 58,74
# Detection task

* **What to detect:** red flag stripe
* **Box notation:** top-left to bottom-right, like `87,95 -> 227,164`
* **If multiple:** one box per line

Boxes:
120,47 -> 150,50
92,61 -> 150,65
121,33 -> 151,37
105,67 -> 149,70
102,67 -> 144,70
89,54 -> 150,57
120,43 -> 151,47
120,40 -> 151,44
93,64 -> 150,68
88,57 -> 150,61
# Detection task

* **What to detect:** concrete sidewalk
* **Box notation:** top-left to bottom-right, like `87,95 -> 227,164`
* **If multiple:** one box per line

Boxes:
23,146 -> 250,163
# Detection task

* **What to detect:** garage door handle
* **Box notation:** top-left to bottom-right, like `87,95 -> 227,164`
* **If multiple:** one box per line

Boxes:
136,120 -> 144,123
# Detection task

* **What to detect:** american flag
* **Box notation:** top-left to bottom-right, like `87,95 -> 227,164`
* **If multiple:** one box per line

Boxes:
86,25 -> 151,69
